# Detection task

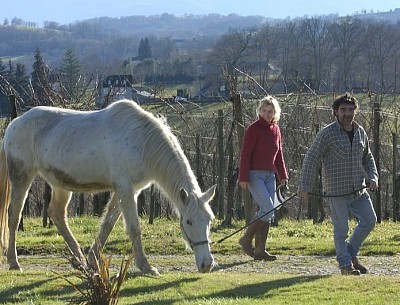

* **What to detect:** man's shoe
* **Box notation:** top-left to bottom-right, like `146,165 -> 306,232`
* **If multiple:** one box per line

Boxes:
352,257 -> 368,274
340,265 -> 361,275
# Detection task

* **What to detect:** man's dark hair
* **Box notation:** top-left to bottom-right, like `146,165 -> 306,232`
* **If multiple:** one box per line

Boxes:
332,92 -> 359,116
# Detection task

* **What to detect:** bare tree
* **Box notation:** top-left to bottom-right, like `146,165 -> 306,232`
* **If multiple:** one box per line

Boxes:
329,17 -> 367,91
299,17 -> 333,92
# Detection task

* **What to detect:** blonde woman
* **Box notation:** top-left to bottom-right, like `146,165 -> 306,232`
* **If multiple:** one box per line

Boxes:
238,96 -> 288,261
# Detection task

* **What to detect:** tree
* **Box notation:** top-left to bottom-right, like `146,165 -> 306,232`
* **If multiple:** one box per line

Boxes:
299,17 -> 332,92
254,24 -> 279,90
207,28 -> 257,95
0,58 -> 6,76
329,17 -> 367,90
14,63 -> 29,101
138,37 -> 153,61
59,48 -> 82,100
31,48 -> 50,105
366,21 -> 400,93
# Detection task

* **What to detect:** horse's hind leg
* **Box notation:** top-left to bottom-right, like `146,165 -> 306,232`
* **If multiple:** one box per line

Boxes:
88,193 -> 122,268
7,178 -> 32,270
47,188 -> 85,263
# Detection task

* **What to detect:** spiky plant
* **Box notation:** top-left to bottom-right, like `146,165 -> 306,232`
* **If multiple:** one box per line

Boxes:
56,246 -> 134,305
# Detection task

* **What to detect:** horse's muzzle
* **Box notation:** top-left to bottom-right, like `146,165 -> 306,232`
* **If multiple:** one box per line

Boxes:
198,260 -> 214,273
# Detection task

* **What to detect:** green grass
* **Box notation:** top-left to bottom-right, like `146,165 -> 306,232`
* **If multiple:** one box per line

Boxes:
0,217 -> 399,304
12,216 -> 400,257
1,268 -> 399,304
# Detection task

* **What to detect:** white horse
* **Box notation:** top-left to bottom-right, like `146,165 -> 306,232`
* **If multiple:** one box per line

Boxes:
0,99 -> 216,275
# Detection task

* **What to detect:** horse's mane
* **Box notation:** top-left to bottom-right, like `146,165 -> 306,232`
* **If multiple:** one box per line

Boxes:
106,100 -> 204,213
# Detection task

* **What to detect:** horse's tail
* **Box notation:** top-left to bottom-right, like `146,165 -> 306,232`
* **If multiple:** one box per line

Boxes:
0,142 -> 10,257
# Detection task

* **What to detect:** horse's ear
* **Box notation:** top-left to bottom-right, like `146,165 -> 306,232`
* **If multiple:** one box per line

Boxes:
202,184 -> 217,203
180,187 -> 189,205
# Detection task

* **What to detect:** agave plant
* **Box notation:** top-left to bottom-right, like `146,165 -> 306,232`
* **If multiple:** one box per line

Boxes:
56,244 -> 134,305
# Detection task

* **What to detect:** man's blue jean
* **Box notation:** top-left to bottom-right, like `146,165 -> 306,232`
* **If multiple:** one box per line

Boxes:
328,192 -> 377,268
248,170 -> 275,223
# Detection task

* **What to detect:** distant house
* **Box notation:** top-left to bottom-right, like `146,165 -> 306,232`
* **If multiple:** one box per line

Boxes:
97,75 -> 155,108
97,75 -> 134,108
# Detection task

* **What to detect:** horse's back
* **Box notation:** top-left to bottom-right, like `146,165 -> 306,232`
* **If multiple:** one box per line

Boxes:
2,101 -> 152,192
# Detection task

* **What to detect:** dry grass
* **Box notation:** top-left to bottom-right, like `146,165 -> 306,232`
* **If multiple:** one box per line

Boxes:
55,244 -> 134,305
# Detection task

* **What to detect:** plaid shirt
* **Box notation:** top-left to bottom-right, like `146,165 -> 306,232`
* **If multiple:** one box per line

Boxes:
299,120 -> 378,196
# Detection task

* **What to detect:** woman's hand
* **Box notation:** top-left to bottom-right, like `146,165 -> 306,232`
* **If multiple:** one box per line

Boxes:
238,181 -> 249,190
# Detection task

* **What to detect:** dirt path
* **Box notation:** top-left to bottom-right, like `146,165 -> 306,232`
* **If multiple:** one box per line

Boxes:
11,254 -> 400,276
151,254 -> 400,276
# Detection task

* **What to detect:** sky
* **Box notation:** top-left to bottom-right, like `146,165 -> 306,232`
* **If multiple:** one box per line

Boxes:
3,0 -> 399,26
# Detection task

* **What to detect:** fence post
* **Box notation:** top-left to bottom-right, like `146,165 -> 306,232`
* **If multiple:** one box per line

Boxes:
231,94 -> 252,224
223,139 -> 234,226
217,110 -> 225,220
308,123 -> 324,224
195,133 -> 205,190
372,101 -> 381,223
149,185 -> 155,224
393,132 -> 398,222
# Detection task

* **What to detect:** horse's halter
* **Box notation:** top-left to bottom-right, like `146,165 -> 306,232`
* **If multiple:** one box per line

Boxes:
180,218 -> 211,250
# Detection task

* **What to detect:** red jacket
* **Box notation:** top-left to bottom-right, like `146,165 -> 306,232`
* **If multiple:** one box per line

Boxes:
239,116 -> 288,182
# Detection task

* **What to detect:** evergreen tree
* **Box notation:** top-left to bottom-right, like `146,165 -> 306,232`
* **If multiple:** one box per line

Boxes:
0,58 -> 7,103
14,63 -> 29,99
31,48 -> 49,105
0,58 -> 6,92
59,48 -> 82,99
6,60 -> 15,85
0,58 -> 6,76
138,37 -> 153,61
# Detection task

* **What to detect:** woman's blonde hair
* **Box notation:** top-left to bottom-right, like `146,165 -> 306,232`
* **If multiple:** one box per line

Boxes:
256,95 -> 281,123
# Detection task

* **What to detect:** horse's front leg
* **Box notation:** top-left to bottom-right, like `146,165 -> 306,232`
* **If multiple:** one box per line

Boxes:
118,188 -> 159,276
88,193 -> 121,269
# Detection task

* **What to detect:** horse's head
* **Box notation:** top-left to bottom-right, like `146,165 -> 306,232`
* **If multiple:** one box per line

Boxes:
179,184 -> 216,273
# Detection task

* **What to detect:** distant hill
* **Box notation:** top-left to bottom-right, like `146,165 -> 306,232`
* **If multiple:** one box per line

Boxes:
0,10 -> 399,75
355,7 -> 400,23
80,14 -> 267,37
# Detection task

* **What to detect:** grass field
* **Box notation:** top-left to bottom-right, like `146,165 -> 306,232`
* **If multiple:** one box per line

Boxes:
0,217 -> 399,304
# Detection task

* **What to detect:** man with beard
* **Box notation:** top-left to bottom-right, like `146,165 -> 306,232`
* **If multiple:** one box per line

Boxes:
298,93 -> 378,275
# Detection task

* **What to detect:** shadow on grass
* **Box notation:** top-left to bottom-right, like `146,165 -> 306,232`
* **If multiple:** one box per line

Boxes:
0,274 -> 74,303
122,274 -> 330,305
120,276 -> 201,296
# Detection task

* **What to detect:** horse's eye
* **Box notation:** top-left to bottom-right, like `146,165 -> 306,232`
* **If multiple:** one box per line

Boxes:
186,219 -> 193,226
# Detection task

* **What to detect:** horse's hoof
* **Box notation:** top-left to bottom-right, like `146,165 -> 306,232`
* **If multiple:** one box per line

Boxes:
142,266 -> 160,276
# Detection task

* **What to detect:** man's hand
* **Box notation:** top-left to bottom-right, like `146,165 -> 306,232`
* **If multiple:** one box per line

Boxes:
368,180 -> 378,192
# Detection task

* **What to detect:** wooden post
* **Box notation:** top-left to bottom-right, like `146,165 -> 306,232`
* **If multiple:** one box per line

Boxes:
77,193 -> 85,216
217,110 -> 225,220
393,132 -> 398,222
372,101 -> 381,223
42,183 -> 52,227
195,133 -> 205,190
149,185 -> 155,224
231,93 -> 252,224
308,123 -> 324,224
223,139 -> 234,226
